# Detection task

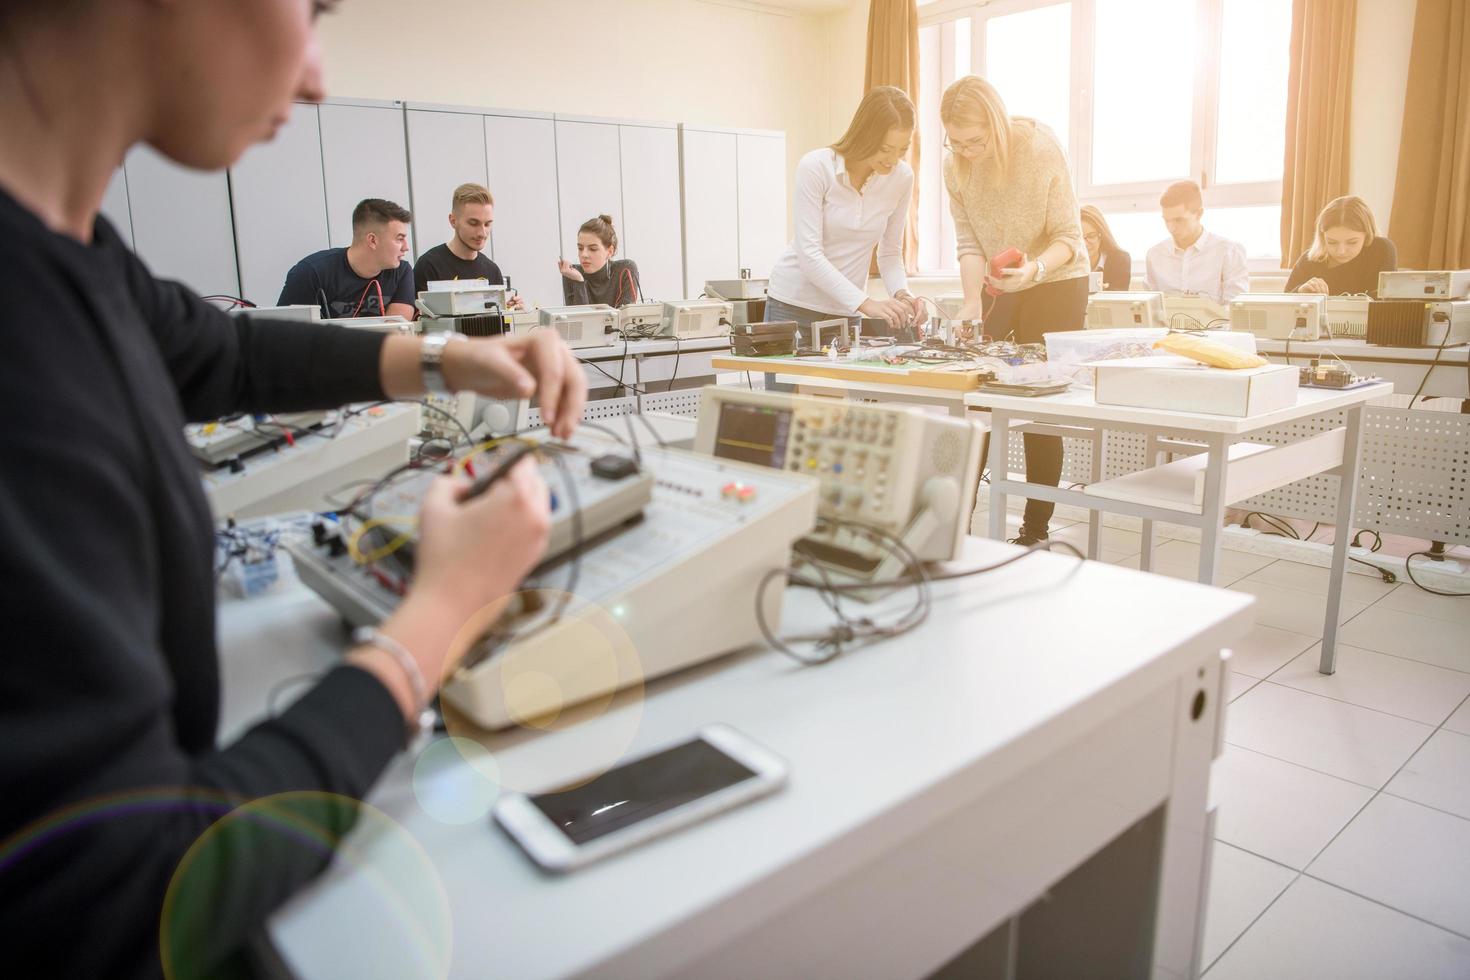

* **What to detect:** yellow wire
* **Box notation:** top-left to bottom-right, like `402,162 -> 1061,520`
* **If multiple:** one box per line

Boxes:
451,435 -> 537,476
347,516 -> 419,565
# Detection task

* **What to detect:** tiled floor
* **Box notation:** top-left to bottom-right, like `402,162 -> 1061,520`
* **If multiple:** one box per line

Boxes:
975,499 -> 1470,976
1176,543 -> 1470,976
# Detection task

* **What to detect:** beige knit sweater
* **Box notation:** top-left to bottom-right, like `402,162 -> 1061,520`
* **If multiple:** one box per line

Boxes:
944,119 -> 1088,284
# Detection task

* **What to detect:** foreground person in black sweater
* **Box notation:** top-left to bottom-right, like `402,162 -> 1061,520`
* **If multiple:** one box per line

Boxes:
0,1 -> 586,976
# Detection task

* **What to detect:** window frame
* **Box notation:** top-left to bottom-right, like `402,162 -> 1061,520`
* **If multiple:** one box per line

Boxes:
916,0 -> 1286,276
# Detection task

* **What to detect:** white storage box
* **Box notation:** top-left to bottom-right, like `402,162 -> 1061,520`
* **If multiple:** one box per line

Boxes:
1092,355 -> 1299,417
1046,329 -> 1259,388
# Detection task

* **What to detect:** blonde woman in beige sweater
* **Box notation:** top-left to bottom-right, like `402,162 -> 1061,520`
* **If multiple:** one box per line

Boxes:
942,75 -> 1088,545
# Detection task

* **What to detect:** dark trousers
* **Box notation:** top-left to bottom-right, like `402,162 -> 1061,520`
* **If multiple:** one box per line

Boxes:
983,275 -> 1090,533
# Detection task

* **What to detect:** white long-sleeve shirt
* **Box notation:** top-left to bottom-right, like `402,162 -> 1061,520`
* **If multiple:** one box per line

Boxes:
766,148 -> 912,316
1144,229 -> 1250,304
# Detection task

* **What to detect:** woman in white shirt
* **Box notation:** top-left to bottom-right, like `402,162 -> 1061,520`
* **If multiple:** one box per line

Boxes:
765,86 -> 926,334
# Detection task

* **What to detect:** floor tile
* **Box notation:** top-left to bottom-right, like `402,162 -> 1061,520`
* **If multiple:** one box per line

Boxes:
1225,682 -> 1433,788
1271,643 -> 1470,726
1211,746 -> 1373,869
1337,606 -> 1470,673
1201,842 -> 1295,969
1153,538 -> 1277,580
1309,794 -> 1470,938
1447,698 -> 1470,737
1227,580 -> 1369,637
1050,521 -> 1142,557
1109,553 -> 1251,587
1240,560 -> 1400,604
1203,876 -> 1470,979
1225,624 -> 1318,679
1225,672 -> 1259,702
1376,582 -> 1470,626
1387,729 -> 1470,821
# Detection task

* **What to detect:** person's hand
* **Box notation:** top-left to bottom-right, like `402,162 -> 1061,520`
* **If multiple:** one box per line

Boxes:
1297,277 -> 1329,295
986,258 -> 1037,294
349,458 -> 551,717
901,294 -> 929,329
443,332 -> 587,439
506,294 -> 526,311
858,297 -> 912,331
557,259 -> 584,283
412,459 -> 552,627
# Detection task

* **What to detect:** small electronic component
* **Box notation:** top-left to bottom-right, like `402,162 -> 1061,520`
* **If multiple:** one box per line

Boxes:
1298,358 -> 1378,389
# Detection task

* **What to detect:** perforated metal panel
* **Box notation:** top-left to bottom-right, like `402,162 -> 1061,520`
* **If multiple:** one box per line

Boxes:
522,386 -> 713,432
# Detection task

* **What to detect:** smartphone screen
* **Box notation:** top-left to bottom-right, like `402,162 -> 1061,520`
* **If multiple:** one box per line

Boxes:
529,737 -> 757,845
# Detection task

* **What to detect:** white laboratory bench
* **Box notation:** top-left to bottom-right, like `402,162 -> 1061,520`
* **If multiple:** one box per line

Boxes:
1256,336 -> 1470,399
221,537 -> 1254,979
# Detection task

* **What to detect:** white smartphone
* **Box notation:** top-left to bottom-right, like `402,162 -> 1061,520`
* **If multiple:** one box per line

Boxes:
493,724 -> 787,873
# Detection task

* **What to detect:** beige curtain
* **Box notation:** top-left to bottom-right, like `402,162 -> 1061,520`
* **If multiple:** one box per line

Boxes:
865,0 -> 921,273
1389,0 -> 1470,269
1280,0 -> 1357,267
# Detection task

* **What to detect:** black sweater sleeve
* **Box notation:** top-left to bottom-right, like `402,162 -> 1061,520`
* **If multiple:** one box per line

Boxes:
124,253 -> 388,420
563,273 -> 590,306
1283,251 -> 1313,293
1103,249 -> 1132,291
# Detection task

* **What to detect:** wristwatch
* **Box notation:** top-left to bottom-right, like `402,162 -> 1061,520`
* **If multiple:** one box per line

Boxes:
1033,257 -> 1047,282
421,331 -> 466,395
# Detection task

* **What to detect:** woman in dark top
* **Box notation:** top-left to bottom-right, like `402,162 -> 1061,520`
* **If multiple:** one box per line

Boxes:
0,1 -> 585,976
1080,205 -> 1132,292
558,213 -> 642,307
1284,195 -> 1397,296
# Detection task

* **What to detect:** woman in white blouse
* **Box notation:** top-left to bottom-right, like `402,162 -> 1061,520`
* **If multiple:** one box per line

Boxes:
765,86 -> 927,333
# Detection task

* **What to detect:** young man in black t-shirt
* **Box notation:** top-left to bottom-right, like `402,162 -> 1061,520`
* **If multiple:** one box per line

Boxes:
279,198 -> 416,318
413,183 -> 524,308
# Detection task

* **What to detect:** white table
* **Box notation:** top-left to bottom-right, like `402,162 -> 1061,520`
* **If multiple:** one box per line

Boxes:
1257,337 -> 1470,400
964,384 -> 1391,673
235,537 -> 1253,980
576,337 -> 731,410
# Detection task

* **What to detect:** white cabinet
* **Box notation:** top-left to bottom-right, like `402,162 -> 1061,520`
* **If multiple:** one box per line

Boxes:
230,103 -> 329,306
680,128 -> 740,296
619,123 -> 685,300
554,119 -> 624,265
484,112 -> 562,308
736,132 -> 788,279
405,108 -> 487,261
124,145 -> 240,298
319,100 -> 412,251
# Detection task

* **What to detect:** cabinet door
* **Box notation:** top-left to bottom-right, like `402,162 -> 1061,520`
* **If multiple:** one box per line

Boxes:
680,128 -> 740,297
484,114 -> 563,308
230,102 -> 329,307
319,102 -> 412,251
619,124 -> 685,300
124,145 -> 240,298
99,168 -> 133,247
737,133 -> 788,279
554,120 -> 623,266
405,109 -> 487,260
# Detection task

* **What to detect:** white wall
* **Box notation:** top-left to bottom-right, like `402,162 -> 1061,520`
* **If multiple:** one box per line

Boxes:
1349,0 -> 1417,228
318,0 -> 855,239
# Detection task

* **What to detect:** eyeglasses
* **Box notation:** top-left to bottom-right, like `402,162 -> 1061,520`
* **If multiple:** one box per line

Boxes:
944,133 -> 989,153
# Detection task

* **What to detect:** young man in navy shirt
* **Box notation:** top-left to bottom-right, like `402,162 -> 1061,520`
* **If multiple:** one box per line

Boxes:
279,198 -> 416,318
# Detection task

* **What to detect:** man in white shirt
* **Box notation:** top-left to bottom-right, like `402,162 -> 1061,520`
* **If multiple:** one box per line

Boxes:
1144,180 -> 1249,304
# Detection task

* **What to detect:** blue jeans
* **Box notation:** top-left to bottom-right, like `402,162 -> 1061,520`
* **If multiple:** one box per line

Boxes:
758,298 -> 859,392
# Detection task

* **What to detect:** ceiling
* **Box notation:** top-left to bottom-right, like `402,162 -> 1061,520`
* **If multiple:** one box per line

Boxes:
742,0 -> 858,13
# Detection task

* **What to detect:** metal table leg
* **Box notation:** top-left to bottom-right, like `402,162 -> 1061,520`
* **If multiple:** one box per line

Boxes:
1087,426 -> 1103,560
987,410 -> 1011,541
1139,431 -> 1159,572
1196,433 -> 1230,585
1320,405 -> 1367,674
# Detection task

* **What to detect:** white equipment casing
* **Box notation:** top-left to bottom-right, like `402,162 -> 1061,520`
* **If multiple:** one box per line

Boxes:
186,411 -> 329,467
1325,296 -> 1371,338
1425,301 -> 1470,347
1085,291 -> 1168,329
200,404 -> 417,520
417,281 -> 508,317
662,300 -> 733,340
1229,294 -> 1326,340
1162,294 -> 1230,329
538,305 -> 619,348
1378,269 -> 1470,301
704,278 -> 769,301
319,315 -> 415,334
618,302 -> 666,334
236,305 -> 321,322
287,439 -> 819,729
693,387 -> 984,580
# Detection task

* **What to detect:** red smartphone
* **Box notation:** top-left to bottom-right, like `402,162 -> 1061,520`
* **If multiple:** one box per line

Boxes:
985,247 -> 1024,297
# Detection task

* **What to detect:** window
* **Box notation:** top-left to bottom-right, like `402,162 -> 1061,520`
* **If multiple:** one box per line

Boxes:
915,0 -> 1291,275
